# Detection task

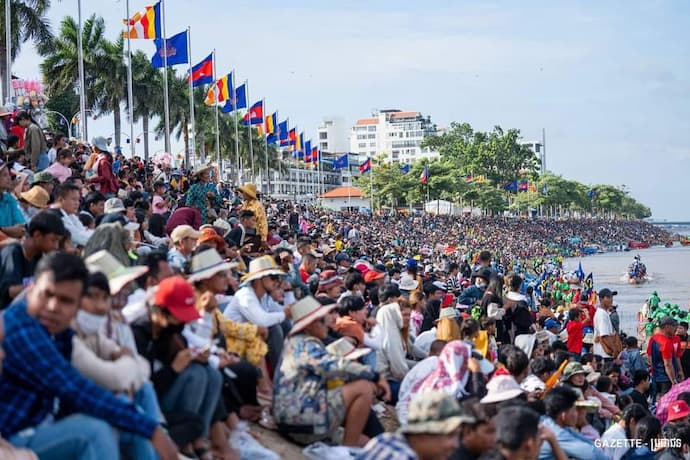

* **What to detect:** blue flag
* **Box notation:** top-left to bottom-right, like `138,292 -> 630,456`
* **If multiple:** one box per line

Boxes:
221,83 -> 247,113
151,30 -> 189,68
587,189 -> 596,199
576,261 -> 585,281
400,164 -> 410,174
503,180 -> 518,192
583,273 -> 594,296
278,120 -> 289,145
333,153 -> 349,169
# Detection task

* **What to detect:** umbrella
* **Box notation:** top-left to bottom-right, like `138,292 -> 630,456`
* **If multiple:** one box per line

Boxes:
656,379 -> 690,424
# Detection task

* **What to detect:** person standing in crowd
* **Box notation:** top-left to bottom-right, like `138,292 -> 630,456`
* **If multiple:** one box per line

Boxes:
0,252 -> 178,460
648,316 -> 684,397
238,183 -> 268,244
85,137 -> 119,196
46,132 -> 66,165
593,288 -> 621,361
0,211 -> 65,309
186,166 -> 221,225
16,111 -> 48,170
151,180 -> 170,216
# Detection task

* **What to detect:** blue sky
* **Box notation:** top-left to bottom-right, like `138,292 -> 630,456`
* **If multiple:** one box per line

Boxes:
13,0 -> 690,220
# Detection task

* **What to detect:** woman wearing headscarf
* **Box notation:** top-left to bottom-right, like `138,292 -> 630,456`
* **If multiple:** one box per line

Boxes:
411,341 -> 485,404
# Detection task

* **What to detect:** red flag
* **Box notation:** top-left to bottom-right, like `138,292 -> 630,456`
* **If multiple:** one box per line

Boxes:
420,166 -> 429,184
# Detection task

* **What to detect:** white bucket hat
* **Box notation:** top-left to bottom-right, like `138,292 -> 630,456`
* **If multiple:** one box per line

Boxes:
480,375 -> 525,404
85,250 -> 148,295
399,275 -> 419,291
326,338 -> 371,361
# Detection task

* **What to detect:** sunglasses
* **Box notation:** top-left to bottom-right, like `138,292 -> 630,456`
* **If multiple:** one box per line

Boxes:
268,275 -> 281,282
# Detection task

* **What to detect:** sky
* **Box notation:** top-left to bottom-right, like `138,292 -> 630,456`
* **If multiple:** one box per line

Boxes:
12,0 -> 690,220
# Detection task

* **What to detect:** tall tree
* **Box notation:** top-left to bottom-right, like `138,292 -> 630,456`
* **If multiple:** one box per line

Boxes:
129,50 -> 161,160
92,36 -> 126,147
39,15 -> 106,137
0,0 -> 54,100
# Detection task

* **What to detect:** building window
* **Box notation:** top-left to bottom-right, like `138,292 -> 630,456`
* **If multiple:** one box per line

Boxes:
358,143 -> 366,149
369,151 -> 376,156
319,132 -> 327,139
367,134 -> 375,139
369,142 -> 376,147
367,126 -> 376,132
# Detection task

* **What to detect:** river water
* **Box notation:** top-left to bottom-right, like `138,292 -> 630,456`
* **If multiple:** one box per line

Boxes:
564,245 -> 690,335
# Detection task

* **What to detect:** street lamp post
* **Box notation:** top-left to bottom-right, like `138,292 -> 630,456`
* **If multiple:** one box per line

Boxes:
43,110 -> 70,133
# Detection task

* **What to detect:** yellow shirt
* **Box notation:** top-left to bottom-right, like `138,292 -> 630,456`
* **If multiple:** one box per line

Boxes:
242,199 -> 268,242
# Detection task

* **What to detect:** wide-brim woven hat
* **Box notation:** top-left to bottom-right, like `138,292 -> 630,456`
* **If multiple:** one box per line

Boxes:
187,249 -> 238,284
237,183 -> 258,200
240,255 -> 286,284
20,186 -> 50,208
85,250 -> 148,294
289,295 -> 337,336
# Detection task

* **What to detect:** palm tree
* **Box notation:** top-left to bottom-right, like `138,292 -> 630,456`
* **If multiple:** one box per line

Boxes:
91,36 -> 126,147
39,15 -> 105,135
129,50 -> 161,161
0,0 -> 54,100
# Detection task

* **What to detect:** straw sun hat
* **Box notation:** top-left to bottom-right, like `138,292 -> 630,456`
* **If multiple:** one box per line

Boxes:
20,186 -> 50,209
289,296 -> 338,336
240,255 -> 285,284
237,183 -> 258,200
187,249 -> 238,284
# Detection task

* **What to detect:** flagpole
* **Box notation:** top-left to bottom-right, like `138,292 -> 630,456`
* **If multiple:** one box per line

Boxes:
77,0 -> 87,141
4,0 -> 10,104
369,158 -> 374,211
232,69 -> 239,184
212,50 -> 220,170
245,80 -> 255,182
160,0 -> 171,153
263,99 -> 269,193
125,0 -> 135,158
186,26 -> 195,171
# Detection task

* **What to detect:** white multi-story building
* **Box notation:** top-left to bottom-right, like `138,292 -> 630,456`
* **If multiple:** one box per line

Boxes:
349,109 -> 439,164
264,167 -> 342,202
317,117 -> 349,154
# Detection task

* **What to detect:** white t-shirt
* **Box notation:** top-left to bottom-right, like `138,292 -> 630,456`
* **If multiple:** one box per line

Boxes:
600,422 -> 627,460
593,307 -> 614,358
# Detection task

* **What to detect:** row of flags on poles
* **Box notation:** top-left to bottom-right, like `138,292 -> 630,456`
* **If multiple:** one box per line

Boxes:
124,1 -> 322,167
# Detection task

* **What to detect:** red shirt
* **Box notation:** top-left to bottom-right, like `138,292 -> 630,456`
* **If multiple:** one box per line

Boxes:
567,320 -> 584,354
581,304 -> 595,328
647,333 -> 676,360
299,268 -> 310,283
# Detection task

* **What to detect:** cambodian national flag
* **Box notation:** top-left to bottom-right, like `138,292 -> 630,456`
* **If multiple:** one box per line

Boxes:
359,158 -> 371,174
518,180 -> 529,191
189,53 -> 213,87
242,100 -> 264,126
420,165 -> 429,184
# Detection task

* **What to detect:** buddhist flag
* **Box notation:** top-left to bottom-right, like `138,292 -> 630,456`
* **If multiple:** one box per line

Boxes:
124,2 -> 162,39
204,72 -> 232,106
266,112 -> 277,135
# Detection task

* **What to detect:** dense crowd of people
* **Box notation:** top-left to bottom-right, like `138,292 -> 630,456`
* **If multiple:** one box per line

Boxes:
0,117 -> 687,460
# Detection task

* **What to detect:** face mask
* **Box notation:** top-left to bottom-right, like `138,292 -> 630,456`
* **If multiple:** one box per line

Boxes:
477,282 -> 487,289
76,310 -> 107,336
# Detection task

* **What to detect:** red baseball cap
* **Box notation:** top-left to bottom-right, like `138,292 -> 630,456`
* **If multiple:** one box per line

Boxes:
668,400 -> 690,422
154,276 -> 200,323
